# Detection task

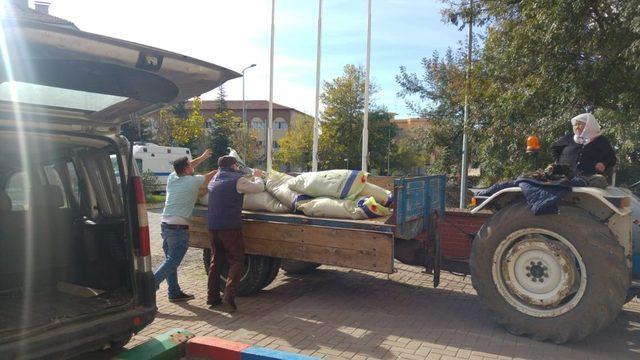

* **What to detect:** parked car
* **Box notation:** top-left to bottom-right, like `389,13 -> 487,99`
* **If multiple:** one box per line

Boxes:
0,12 -> 239,359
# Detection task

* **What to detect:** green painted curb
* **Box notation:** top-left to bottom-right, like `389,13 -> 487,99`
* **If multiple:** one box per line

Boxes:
114,328 -> 194,360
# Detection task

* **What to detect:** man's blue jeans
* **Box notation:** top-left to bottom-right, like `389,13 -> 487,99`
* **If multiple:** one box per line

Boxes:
154,224 -> 189,298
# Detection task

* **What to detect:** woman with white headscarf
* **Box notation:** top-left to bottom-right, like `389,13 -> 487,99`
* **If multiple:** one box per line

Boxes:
550,113 -> 616,187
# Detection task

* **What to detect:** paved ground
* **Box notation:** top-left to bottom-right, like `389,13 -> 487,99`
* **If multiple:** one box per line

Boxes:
131,209 -> 640,360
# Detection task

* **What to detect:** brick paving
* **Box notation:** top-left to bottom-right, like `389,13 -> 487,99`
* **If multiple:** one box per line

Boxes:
134,210 -> 640,359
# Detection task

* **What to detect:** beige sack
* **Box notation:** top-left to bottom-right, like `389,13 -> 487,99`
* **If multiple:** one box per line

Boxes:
266,171 -> 311,211
243,191 -> 289,213
289,169 -> 368,200
296,197 -> 367,220
361,182 -> 394,207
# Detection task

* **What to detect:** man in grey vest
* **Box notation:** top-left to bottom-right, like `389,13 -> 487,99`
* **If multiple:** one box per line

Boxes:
207,156 -> 264,312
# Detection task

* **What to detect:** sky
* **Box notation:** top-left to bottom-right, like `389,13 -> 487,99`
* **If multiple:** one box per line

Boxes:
47,0 -> 466,118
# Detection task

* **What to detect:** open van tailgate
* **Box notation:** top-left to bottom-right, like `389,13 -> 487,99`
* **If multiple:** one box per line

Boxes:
0,20 -> 240,126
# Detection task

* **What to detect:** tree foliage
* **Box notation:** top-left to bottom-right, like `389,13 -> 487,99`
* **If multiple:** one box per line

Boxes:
275,115 -> 314,171
319,64 -> 398,171
204,109 -> 260,168
121,117 -> 154,143
397,49 -> 474,176
154,97 -> 206,148
398,0 -> 640,184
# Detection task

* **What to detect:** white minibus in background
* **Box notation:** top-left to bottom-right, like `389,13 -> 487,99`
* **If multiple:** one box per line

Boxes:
133,142 -> 193,192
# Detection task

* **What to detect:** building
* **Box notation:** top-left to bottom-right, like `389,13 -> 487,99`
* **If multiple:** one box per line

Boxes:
185,100 -> 312,169
188,100 -> 311,150
392,117 -> 432,138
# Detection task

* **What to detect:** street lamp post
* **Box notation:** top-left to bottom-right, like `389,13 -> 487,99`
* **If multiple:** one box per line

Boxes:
241,64 -> 256,127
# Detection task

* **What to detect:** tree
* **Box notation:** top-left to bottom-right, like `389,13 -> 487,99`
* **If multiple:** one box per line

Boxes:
217,85 -> 228,113
398,0 -> 640,184
171,101 -> 188,119
396,49 -> 481,177
275,115 -> 314,171
206,110 -> 236,163
120,116 -> 153,142
318,64 -> 397,171
204,110 -> 260,168
154,97 -> 206,148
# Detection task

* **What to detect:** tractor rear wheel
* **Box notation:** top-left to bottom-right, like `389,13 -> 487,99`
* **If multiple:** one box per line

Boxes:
471,202 -> 629,343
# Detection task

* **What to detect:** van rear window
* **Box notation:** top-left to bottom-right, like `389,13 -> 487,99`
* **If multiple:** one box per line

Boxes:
0,81 -> 127,112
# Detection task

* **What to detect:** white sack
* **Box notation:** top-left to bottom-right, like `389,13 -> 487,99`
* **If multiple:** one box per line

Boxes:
289,169 -> 368,199
227,147 -> 254,175
243,191 -> 289,213
198,192 -> 209,206
360,182 -> 394,207
266,170 -> 311,211
296,197 -> 367,220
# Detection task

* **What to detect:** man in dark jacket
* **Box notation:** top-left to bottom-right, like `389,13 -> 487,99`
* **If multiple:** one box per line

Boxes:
550,113 -> 616,187
206,156 -> 264,312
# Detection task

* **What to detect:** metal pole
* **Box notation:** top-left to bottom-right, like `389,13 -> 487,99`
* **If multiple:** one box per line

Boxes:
242,72 -> 246,125
459,0 -> 473,208
361,0 -> 372,172
241,64 -> 256,128
312,0 -> 323,172
267,0 -> 275,172
387,123 -> 391,175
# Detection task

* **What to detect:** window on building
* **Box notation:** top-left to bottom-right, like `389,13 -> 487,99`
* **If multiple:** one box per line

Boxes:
251,117 -> 264,129
275,117 -> 288,130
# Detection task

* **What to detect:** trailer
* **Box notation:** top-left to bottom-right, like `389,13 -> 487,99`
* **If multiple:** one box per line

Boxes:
188,175 -> 447,295
190,172 -> 640,343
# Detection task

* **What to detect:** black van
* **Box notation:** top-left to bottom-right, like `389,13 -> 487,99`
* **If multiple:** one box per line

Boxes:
0,8 -> 239,359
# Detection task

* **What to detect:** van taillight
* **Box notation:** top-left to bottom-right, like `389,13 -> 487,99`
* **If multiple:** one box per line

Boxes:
132,176 -> 151,257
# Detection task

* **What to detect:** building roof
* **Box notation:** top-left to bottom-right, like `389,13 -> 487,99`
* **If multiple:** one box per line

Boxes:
193,100 -> 296,111
392,117 -> 431,124
2,1 -> 78,29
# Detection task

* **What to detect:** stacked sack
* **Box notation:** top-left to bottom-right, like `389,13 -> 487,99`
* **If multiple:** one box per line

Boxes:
198,167 -> 394,220
268,169 -> 393,220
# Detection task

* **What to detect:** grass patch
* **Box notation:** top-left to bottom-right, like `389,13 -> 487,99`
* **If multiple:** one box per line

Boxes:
145,194 -> 166,204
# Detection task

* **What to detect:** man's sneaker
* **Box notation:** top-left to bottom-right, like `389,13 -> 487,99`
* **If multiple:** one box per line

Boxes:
222,298 -> 237,313
207,298 -> 222,308
168,292 -> 195,303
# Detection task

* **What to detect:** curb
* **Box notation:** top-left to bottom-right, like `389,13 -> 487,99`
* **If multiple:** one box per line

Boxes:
118,330 -> 320,360
186,336 -> 319,360
114,328 -> 194,360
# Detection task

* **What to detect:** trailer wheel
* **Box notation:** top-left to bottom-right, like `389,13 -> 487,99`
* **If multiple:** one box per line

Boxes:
281,260 -> 320,275
471,202 -> 629,343
260,257 -> 281,289
201,248 -> 271,296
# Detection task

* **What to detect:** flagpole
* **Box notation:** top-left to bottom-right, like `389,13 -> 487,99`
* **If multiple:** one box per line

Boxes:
267,0 -> 275,172
361,0 -> 372,172
459,0 -> 473,208
312,0 -> 323,172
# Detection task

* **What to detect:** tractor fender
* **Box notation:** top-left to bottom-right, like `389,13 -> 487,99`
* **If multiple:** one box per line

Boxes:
471,186 -> 630,216
471,186 -> 634,272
